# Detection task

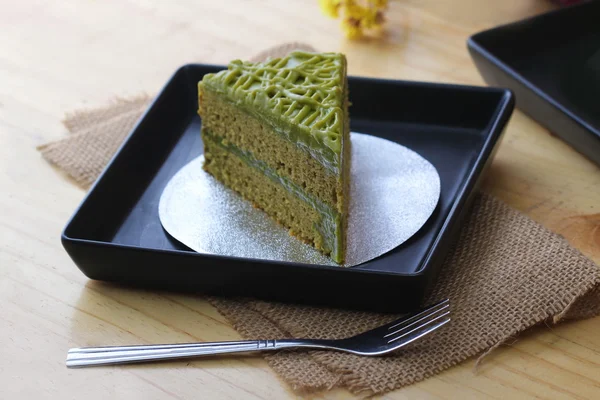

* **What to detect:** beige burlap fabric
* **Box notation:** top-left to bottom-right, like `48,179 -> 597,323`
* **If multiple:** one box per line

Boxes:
38,44 -> 600,397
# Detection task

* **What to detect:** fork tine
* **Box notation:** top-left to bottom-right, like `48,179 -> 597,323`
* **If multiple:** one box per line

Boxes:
387,310 -> 450,343
384,299 -> 450,336
384,304 -> 449,339
386,315 -> 451,351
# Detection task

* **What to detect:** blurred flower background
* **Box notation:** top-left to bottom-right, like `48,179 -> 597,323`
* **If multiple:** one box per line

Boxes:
319,0 -> 388,39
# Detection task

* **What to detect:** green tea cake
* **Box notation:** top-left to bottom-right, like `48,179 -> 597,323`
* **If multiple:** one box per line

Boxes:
198,51 -> 350,263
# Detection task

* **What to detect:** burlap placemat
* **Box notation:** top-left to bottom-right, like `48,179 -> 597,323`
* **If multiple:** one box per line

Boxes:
38,44 -> 600,397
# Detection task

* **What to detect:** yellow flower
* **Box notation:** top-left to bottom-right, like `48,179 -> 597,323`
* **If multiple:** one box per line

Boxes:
319,0 -> 387,39
362,8 -> 385,29
341,17 -> 362,39
318,0 -> 340,18
360,7 -> 378,29
345,1 -> 368,21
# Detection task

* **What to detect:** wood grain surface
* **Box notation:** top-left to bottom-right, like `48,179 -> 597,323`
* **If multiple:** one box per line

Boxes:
1,0 -> 599,398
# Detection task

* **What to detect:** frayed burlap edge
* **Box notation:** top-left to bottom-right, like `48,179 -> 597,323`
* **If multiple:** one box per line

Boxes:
62,95 -> 152,133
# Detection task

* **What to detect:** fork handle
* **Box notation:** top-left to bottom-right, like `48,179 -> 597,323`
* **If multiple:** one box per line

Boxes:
66,339 -> 326,368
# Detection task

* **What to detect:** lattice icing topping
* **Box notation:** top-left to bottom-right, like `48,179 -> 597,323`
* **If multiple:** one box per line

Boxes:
201,52 -> 346,156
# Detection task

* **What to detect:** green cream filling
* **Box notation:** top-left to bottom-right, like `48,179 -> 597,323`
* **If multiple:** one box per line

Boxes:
203,129 -> 342,262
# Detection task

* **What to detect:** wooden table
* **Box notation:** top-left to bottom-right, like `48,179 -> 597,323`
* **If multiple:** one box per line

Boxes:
2,0 -> 599,398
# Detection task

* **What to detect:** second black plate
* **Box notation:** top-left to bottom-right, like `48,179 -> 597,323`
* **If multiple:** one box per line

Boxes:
62,64 -> 513,312
468,1 -> 600,165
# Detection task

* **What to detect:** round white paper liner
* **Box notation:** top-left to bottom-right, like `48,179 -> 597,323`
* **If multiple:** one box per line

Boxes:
159,132 -> 440,267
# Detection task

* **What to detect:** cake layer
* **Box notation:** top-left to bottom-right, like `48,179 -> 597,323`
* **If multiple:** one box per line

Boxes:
203,134 -> 343,261
200,88 -> 341,210
200,52 -> 347,173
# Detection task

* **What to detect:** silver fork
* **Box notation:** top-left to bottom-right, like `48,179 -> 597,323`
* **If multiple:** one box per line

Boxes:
66,299 -> 450,368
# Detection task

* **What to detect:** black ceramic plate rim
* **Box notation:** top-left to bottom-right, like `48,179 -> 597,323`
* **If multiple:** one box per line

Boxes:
419,85 -> 512,267
61,63 -> 514,278
467,3 -> 600,139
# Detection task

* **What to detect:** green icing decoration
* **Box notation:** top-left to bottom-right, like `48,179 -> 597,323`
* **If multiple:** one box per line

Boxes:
200,51 -> 346,173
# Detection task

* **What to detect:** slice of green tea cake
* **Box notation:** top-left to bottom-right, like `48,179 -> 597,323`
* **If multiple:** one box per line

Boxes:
198,51 -> 350,264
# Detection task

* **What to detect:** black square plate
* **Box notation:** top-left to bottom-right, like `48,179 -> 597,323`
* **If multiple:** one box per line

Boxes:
468,1 -> 600,166
62,64 -> 513,312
